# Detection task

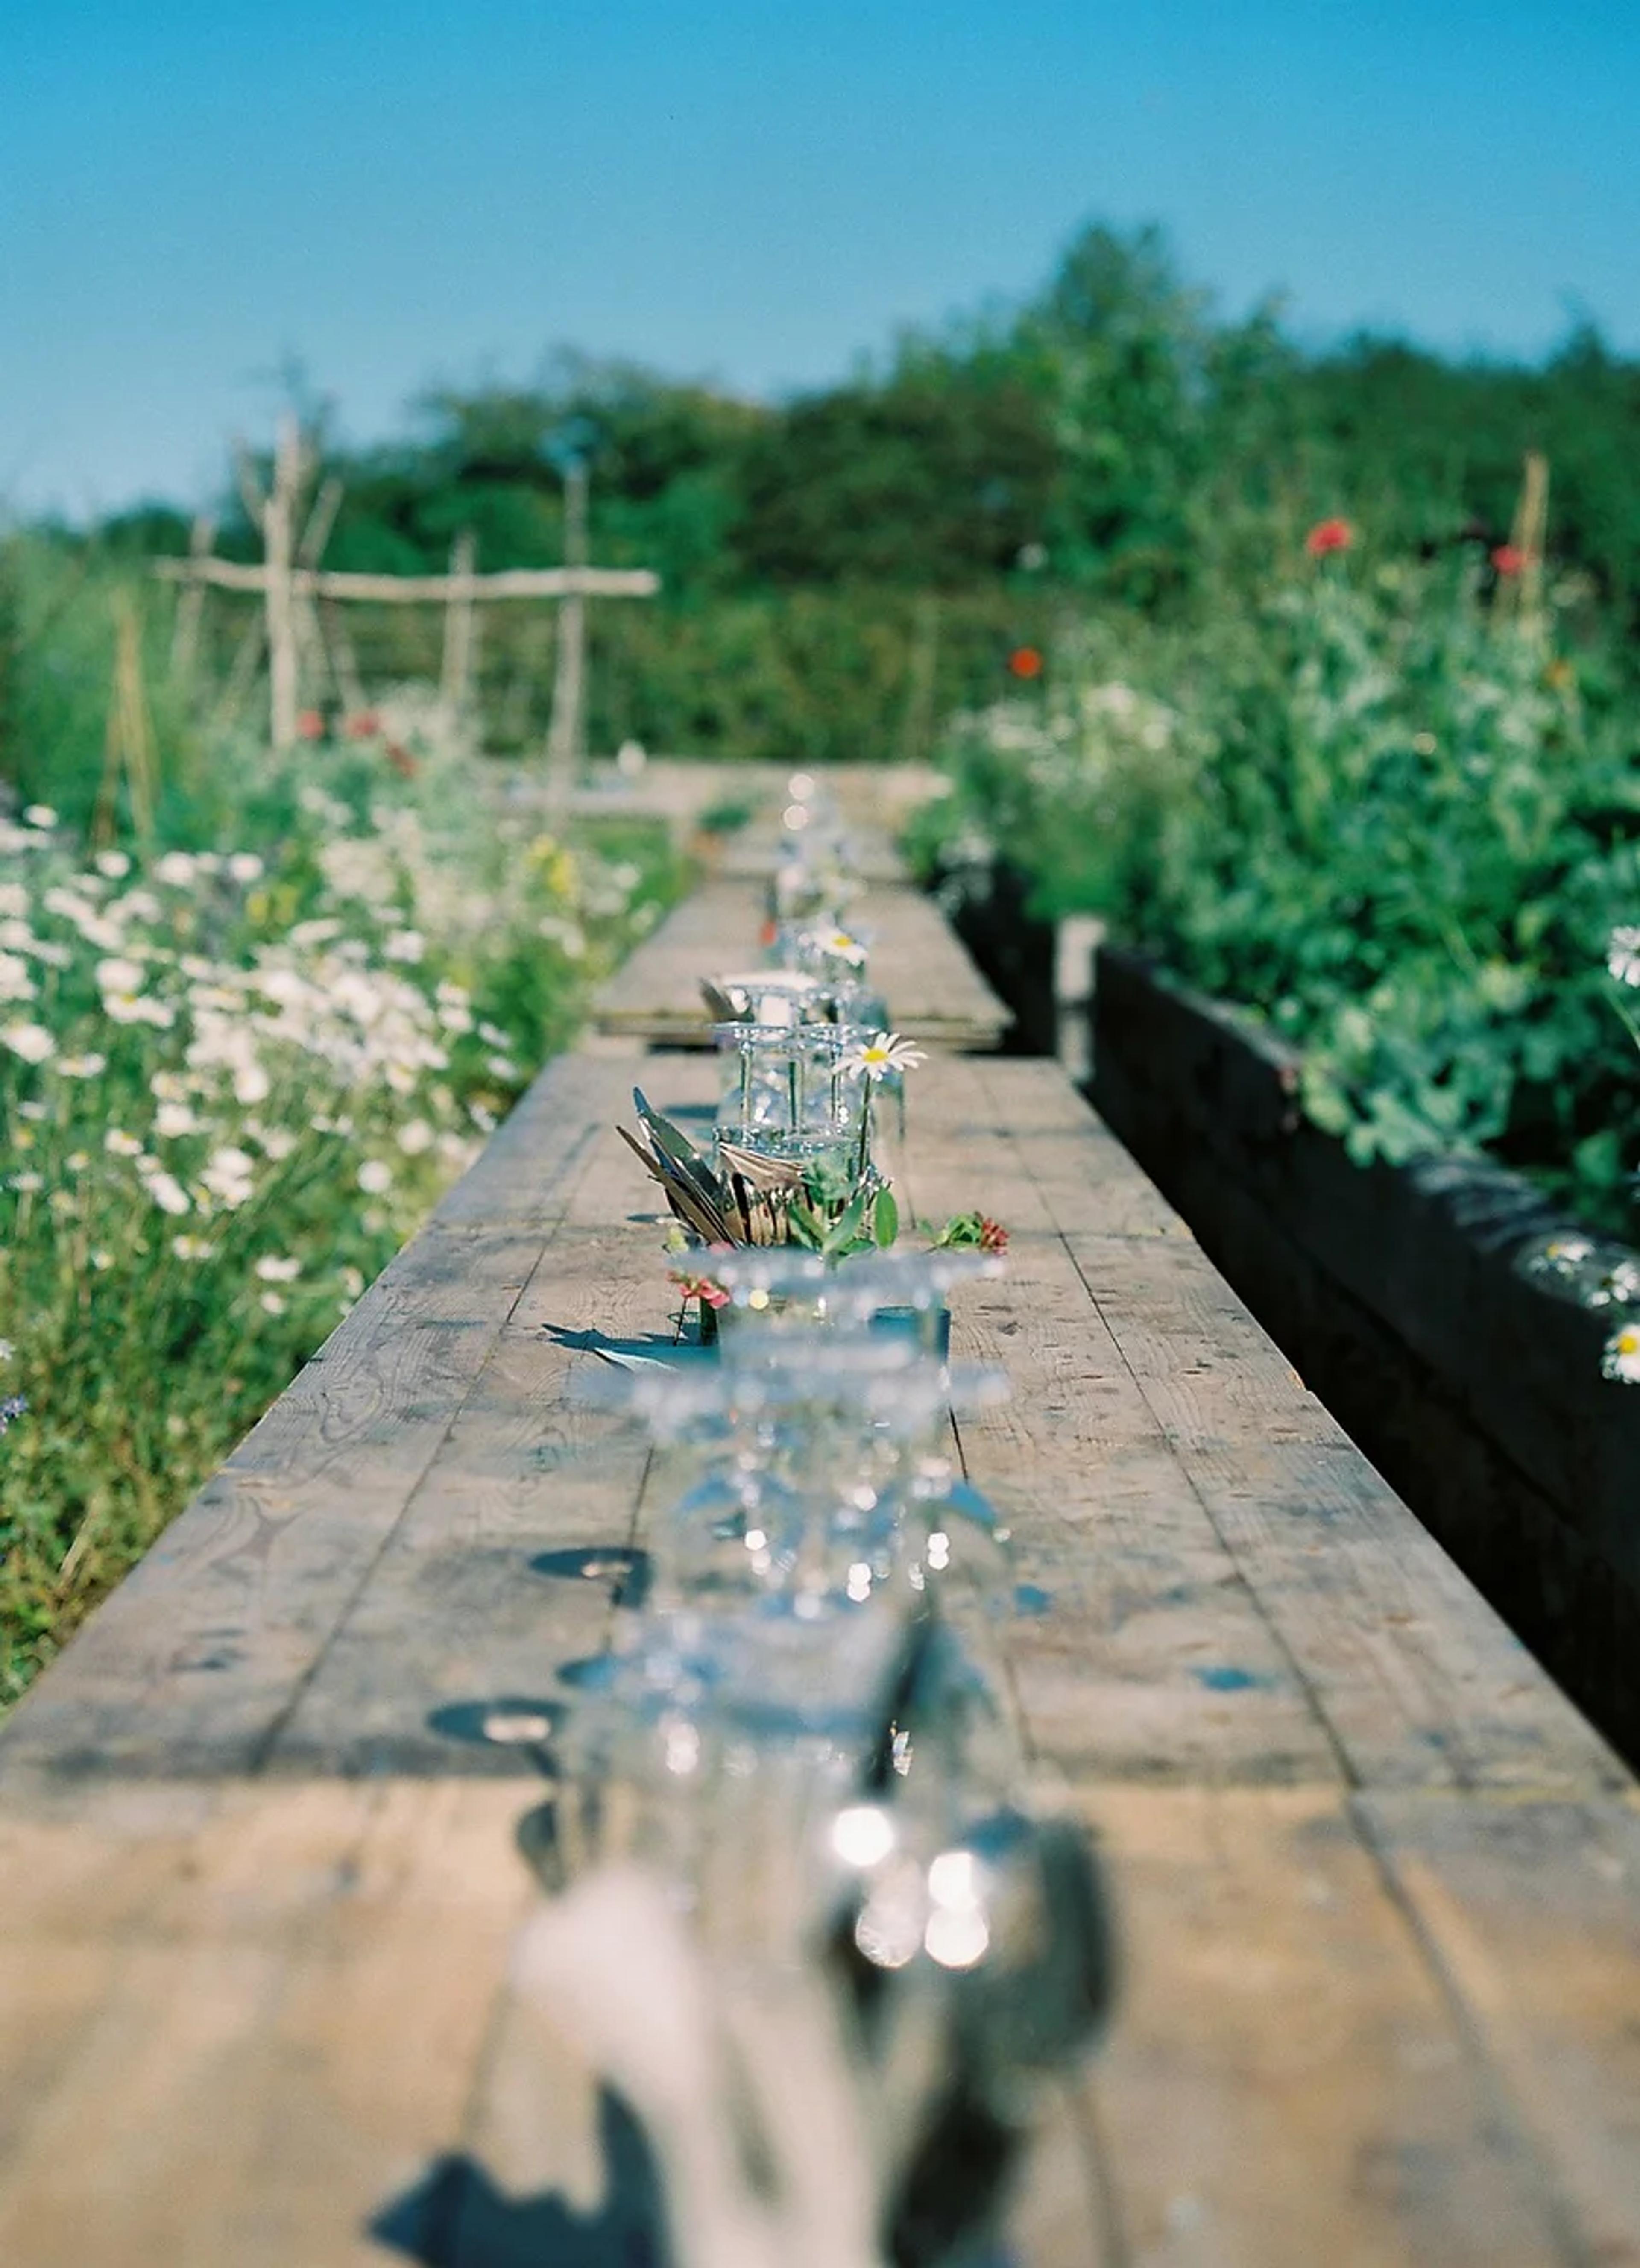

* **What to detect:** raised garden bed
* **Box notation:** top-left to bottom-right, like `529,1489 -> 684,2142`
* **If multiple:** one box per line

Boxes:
1091,945 -> 1640,1767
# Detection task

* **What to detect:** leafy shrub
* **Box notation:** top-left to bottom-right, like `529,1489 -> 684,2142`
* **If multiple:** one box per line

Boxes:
918,551 -> 1640,1228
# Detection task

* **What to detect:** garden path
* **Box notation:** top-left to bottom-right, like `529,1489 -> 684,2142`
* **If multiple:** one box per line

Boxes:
0,782 -> 1637,2267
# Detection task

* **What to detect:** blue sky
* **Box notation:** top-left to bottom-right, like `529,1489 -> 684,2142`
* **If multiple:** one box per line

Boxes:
3,1 -> 1637,516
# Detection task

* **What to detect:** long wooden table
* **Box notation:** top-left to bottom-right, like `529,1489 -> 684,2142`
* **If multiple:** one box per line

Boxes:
2,881 -> 1638,2263
592,807 -> 1011,1051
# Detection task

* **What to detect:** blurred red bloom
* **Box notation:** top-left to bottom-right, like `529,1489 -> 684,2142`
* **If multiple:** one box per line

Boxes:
1008,645 -> 1044,680
296,708 -> 325,740
1304,518 -> 1354,557
1491,545 -> 1529,576
343,710 -> 382,739
669,1270 -> 730,1310
978,1217 -> 1009,1254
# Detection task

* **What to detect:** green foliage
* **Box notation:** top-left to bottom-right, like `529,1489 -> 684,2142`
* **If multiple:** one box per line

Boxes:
921,555 -> 1640,1231
0,718 -> 683,1704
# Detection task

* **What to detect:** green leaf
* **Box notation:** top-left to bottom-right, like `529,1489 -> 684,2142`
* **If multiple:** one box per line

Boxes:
822,1190 -> 870,1256
873,1187 -> 900,1248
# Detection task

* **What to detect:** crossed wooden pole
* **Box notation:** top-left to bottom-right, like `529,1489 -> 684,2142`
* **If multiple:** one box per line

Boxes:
154,417 -> 659,793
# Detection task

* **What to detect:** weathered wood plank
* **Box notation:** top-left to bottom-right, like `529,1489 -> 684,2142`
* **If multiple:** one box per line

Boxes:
1085,1786 -> 1581,2268
0,1780 -> 531,2268
1360,1791 -> 1640,2262
902,1055 -> 1624,1795
593,875 -> 1010,1049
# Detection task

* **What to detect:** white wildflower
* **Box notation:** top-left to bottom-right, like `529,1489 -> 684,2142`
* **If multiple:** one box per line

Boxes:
23,805 -> 57,829
10,1171 -> 44,1192
254,1254 -> 301,1282
0,884 -> 27,918
57,1052 -> 108,1079
1608,927 -> 1640,988
105,1129 -> 144,1157
96,956 -> 146,997
357,1159 -> 393,1196
384,928 -> 424,963
201,1147 -> 255,1208
842,1030 -> 927,1080
258,1290 -> 287,1316
227,852 -> 264,884
154,851 -> 197,886
155,1100 -> 198,1138
397,1118 -> 433,1156
145,1171 -> 191,1217
257,1126 -> 297,1162
0,1338 -> 10,1360
536,915 -> 586,959
0,951 -> 35,1001
2,1021 -> 56,1064
171,1235 -> 214,1261
91,1248 -> 113,1270
484,1054 -> 519,1082
288,917 -> 342,949
95,849 -> 132,880
341,1266 -> 365,1298
1603,1322 -> 1640,1384
232,1057 -> 271,1106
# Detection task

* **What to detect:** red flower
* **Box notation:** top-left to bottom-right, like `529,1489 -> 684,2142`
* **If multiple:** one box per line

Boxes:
1491,544 -> 1529,576
1008,645 -> 1044,680
669,1270 -> 730,1310
296,708 -> 325,740
1304,518 -> 1354,557
978,1217 -> 1008,1254
343,710 -> 382,740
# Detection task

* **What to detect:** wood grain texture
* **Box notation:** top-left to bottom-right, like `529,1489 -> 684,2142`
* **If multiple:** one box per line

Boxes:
592,873 -> 1011,1048
3,848 -> 1638,2263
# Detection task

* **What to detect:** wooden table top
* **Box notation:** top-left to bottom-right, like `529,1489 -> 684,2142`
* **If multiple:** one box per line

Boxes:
2,890 -> 1637,2262
592,824 -> 1011,1051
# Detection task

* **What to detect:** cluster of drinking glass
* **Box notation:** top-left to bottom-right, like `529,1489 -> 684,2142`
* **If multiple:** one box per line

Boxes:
711,780 -> 894,1163
522,783 -> 1113,2265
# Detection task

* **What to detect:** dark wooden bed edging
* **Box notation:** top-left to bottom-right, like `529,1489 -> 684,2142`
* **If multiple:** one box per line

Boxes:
1091,943 -> 1640,1764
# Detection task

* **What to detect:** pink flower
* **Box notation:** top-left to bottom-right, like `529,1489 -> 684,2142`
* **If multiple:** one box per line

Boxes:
1304,518 -> 1354,557
1491,544 -> 1528,576
669,1270 -> 730,1310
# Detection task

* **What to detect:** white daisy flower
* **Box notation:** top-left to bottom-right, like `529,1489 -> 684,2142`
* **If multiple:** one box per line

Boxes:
357,1158 -> 392,1195
105,1129 -> 144,1157
255,1254 -> 301,1282
842,1030 -> 927,1081
57,1053 -> 108,1080
145,1171 -> 191,1217
95,850 -> 132,880
1,1021 -> 55,1064
1603,1323 -> 1640,1383
23,805 -> 57,830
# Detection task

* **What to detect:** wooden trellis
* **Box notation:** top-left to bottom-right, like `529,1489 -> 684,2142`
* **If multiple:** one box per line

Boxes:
153,417 -> 659,796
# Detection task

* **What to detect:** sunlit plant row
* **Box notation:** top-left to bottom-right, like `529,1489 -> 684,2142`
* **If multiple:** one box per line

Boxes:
0,695 -> 679,1701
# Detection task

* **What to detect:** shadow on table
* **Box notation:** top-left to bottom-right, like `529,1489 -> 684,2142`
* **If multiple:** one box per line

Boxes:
369,2089 -> 669,2267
